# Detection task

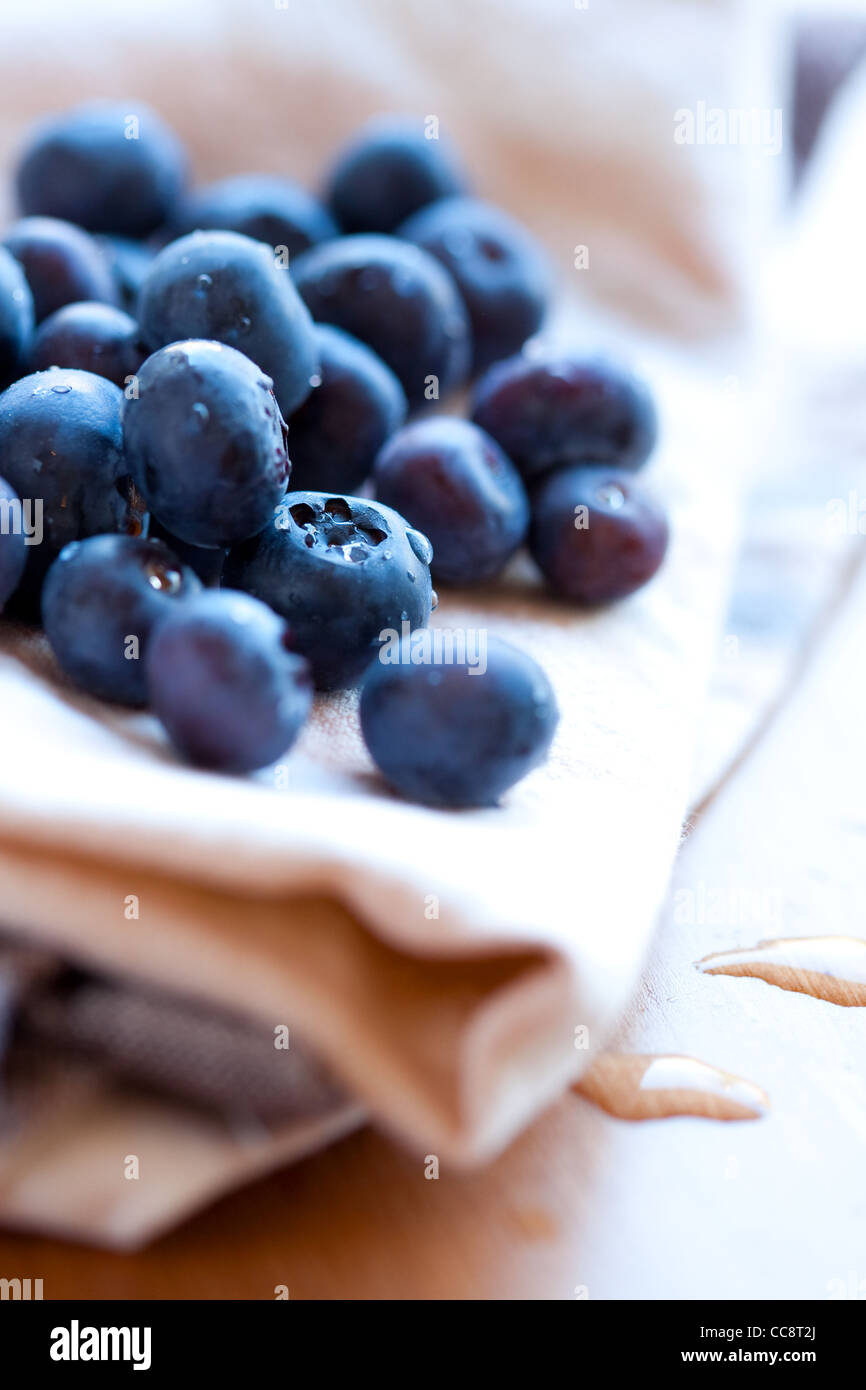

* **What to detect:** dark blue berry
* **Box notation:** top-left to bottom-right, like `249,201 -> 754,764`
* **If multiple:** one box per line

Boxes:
0,368 -> 143,617
123,339 -> 289,549
360,633 -> 558,807
171,174 -> 337,259
224,492 -> 433,690
0,475 -> 28,610
30,302 -> 145,387
374,417 -> 528,586
287,325 -> 406,494
16,101 -> 187,238
146,589 -> 313,773
0,247 -> 34,389
96,235 -> 155,312
398,197 -> 550,373
529,465 -> 669,604
472,353 -> 658,482
3,217 -> 118,323
138,230 -> 319,416
292,234 -> 470,406
42,534 -> 201,705
325,117 -> 464,234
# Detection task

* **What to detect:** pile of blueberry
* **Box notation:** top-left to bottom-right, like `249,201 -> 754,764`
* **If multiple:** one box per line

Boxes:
0,103 -> 669,808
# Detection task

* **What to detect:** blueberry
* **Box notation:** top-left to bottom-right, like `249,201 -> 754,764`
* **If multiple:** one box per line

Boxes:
529,465 -> 669,604
360,633 -> 558,807
472,353 -> 658,482
325,117 -> 465,234
0,368 -> 143,617
42,534 -> 201,705
0,247 -> 34,389
287,325 -> 406,494
30,302 -> 145,387
224,492 -> 433,690
123,339 -> 289,549
171,174 -> 337,259
3,217 -> 118,324
374,417 -> 528,586
292,234 -> 470,406
398,197 -> 550,373
15,101 -> 187,238
96,235 -> 155,312
0,475 -> 28,610
138,230 -> 319,416
147,515 -> 226,587
146,589 -> 313,773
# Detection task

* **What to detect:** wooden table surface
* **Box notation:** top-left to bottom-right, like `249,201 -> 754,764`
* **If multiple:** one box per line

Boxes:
1,549 -> 864,1300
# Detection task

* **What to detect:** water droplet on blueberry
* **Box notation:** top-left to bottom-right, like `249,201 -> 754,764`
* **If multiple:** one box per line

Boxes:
596,483 -> 626,511
146,563 -> 183,594
406,528 -> 434,565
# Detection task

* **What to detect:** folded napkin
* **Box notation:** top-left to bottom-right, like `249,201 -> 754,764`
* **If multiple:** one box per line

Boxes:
0,0 -> 781,1244
0,933 -> 360,1246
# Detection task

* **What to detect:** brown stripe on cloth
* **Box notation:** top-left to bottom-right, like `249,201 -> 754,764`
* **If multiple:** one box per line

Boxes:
0,941 -> 61,1110
0,932 -> 361,1249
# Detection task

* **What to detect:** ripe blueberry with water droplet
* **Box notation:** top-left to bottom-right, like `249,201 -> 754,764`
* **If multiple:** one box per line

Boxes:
42,534 -> 201,705
224,492 -> 433,689
123,339 -> 290,549
529,465 -> 669,604
138,229 -> 319,416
